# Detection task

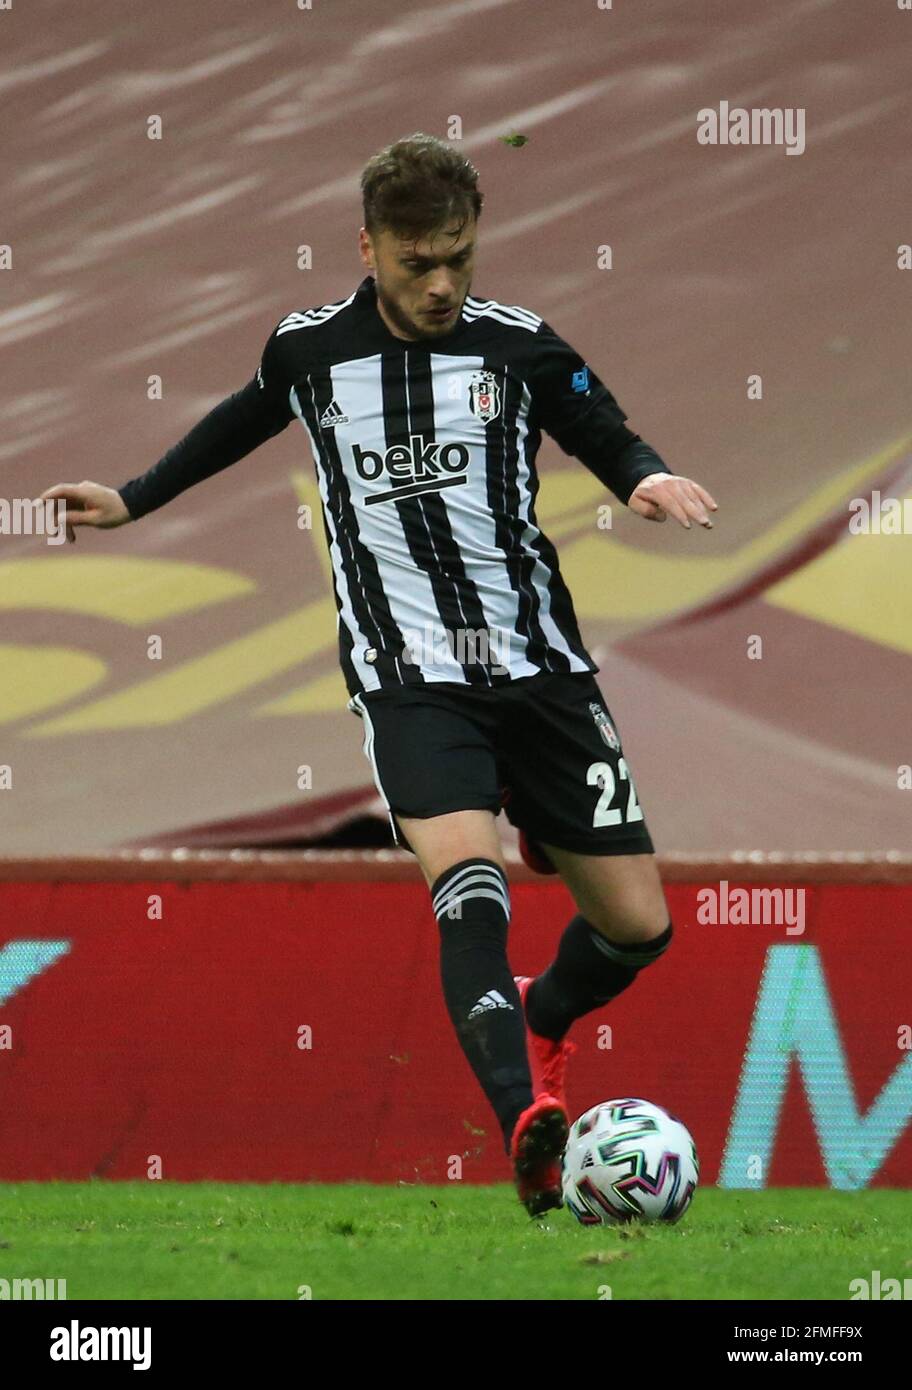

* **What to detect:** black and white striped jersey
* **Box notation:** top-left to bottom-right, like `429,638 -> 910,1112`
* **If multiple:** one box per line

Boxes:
119,275 -> 668,699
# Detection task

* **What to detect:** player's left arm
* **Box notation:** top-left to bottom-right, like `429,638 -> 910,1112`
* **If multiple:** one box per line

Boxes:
530,321 -> 717,529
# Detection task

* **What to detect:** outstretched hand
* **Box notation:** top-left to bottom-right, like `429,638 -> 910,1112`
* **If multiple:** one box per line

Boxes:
628,473 -> 718,529
38,481 -> 131,543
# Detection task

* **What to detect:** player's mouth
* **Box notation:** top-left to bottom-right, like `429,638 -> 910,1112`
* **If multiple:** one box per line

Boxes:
424,305 -> 456,322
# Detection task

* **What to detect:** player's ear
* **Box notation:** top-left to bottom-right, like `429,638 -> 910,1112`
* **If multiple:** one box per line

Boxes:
358,227 -> 375,271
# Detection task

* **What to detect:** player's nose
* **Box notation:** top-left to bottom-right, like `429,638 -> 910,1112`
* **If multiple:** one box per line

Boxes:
426,269 -> 457,302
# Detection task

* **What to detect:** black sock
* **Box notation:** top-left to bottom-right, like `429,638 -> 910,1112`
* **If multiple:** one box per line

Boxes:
432,858 -> 532,1153
527,915 -> 673,1042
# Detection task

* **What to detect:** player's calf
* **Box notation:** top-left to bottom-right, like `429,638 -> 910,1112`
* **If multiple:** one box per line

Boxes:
431,856 -> 534,1152
525,914 -> 674,1041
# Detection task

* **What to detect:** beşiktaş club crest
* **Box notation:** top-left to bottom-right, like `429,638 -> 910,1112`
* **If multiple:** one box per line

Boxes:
468,370 -> 502,424
589,701 -> 620,752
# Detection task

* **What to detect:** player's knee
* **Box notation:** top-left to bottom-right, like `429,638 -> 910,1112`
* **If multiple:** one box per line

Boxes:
590,916 -> 673,968
431,857 -> 511,931
586,901 -> 670,944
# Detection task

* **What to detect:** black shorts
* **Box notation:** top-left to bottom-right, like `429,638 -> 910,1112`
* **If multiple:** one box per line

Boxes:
347,670 -> 654,858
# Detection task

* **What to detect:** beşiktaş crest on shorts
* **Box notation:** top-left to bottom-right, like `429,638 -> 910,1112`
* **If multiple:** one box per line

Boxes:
468,370 -> 503,423
589,701 -> 620,751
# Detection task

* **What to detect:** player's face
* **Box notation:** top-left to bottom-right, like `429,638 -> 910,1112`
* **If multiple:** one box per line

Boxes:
360,217 -> 477,341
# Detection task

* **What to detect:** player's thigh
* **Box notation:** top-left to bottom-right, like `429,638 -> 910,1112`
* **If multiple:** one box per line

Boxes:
349,685 -> 504,888
539,843 -> 668,943
497,672 -> 666,940
397,808 -> 505,888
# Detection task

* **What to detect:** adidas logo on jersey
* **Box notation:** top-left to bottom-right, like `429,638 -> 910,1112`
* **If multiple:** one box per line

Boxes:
319,399 -> 349,428
353,435 -> 470,505
467,990 -> 513,1019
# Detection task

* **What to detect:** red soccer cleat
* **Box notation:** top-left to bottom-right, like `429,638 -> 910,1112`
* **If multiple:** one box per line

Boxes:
515,975 -> 577,1113
511,1094 -> 569,1217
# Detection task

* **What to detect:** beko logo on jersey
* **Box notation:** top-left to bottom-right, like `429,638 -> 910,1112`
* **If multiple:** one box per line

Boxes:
353,436 -> 470,506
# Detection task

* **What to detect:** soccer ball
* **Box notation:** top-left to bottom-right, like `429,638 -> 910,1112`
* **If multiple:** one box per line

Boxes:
562,1098 -> 699,1225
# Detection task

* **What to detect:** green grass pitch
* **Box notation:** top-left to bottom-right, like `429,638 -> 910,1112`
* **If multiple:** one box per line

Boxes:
1,1184 -> 910,1300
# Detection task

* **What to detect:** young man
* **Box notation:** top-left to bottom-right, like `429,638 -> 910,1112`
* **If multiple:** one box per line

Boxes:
42,133 -> 716,1217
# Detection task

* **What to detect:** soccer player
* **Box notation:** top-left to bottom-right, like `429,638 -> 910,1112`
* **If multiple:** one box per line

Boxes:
42,134 -> 717,1217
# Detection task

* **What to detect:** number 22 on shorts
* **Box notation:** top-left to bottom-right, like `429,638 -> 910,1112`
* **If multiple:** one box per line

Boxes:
587,759 -> 644,827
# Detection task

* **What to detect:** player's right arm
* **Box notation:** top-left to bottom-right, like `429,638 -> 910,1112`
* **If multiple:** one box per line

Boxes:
40,326 -> 294,543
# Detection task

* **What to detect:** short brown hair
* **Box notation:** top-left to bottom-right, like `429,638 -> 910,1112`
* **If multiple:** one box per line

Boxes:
360,133 -> 483,242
